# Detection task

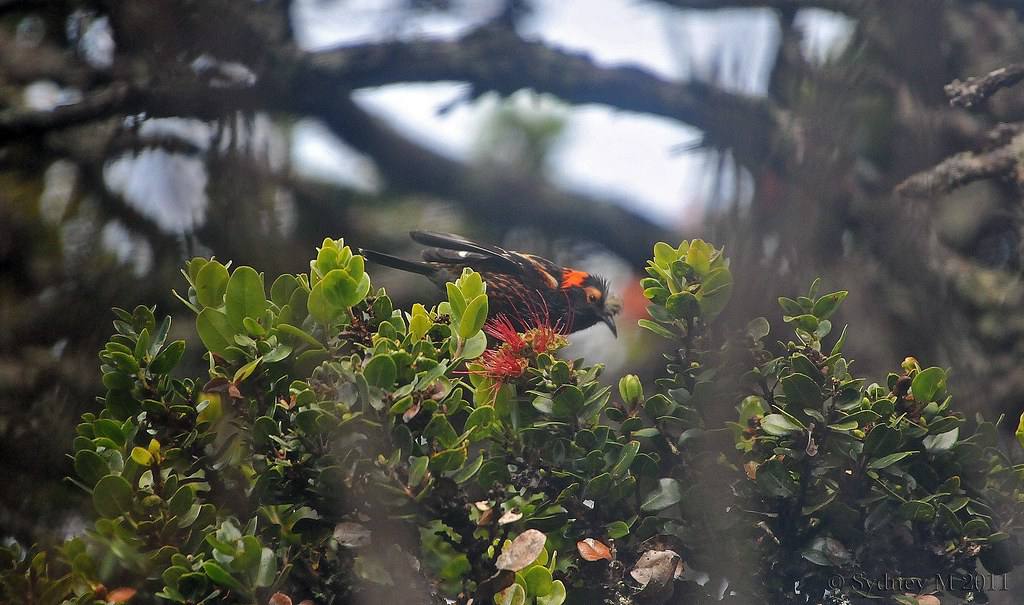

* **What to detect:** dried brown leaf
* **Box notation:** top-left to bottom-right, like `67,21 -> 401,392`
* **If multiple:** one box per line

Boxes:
577,538 -> 613,561
107,588 -> 137,603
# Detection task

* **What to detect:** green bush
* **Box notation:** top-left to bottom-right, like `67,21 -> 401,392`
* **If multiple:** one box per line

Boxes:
3,238 -> 1023,605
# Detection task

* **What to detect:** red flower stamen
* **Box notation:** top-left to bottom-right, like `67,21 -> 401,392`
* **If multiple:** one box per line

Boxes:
484,314 -> 527,351
471,303 -> 568,400
479,346 -> 528,381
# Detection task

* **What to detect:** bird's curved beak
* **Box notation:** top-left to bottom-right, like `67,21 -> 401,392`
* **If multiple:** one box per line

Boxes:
600,311 -> 618,338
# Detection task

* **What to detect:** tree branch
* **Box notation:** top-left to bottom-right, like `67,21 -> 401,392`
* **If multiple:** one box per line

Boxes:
946,63 -> 1024,109
0,83 -> 134,139
304,25 -> 781,166
297,91 -> 677,267
895,135 -> 1024,198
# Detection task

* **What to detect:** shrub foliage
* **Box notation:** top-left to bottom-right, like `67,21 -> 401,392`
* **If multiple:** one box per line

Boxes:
3,239 -> 1023,605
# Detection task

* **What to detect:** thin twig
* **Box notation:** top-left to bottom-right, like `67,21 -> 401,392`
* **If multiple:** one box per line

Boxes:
895,136 -> 1024,198
946,63 -> 1024,109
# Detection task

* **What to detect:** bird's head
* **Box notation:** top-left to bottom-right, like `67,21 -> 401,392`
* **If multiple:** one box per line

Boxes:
561,270 -> 621,336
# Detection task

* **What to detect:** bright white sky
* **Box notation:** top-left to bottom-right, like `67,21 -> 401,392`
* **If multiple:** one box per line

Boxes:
290,0 -> 854,227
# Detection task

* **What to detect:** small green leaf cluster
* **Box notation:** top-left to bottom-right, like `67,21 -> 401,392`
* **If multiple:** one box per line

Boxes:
640,239 -> 733,339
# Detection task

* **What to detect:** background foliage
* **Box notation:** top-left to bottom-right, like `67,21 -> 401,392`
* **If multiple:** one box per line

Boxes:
5,0 -> 1024,603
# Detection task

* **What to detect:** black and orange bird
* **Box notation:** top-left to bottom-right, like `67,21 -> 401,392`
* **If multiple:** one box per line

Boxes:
360,231 -> 619,336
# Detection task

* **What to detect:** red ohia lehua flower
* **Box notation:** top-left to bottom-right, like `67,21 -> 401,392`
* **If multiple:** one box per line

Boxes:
473,307 -> 568,388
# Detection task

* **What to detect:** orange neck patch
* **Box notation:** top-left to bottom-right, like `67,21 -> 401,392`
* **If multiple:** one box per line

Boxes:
561,269 -> 589,289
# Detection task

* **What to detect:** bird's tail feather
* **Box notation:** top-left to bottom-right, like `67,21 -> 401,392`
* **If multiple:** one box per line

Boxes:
360,248 -> 436,276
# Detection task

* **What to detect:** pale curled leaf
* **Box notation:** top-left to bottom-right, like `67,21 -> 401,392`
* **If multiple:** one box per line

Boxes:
630,550 -> 683,588
333,521 -> 372,548
496,529 -> 546,571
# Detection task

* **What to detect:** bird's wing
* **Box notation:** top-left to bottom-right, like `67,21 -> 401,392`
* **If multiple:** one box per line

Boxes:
411,231 -> 523,275
518,254 -> 562,290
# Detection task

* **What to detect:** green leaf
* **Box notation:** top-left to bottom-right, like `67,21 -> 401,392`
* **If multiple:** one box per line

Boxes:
459,294 -> 489,339
254,547 -> 277,588
263,343 -> 292,364
270,274 -> 299,307
922,428 -> 958,453
225,266 -> 266,330
168,485 -> 194,517
456,269 -> 486,301
778,297 -> 804,315
409,303 -> 433,341
747,317 -> 770,340
149,340 -> 185,374
464,406 -> 495,438
461,330 -> 488,359
364,355 -> 397,389
445,283 -> 466,319
275,323 -> 324,350
1017,411 -> 1024,450
134,328 -> 150,362
232,357 -> 262,383
685,239 -> 714,275
811,291 -> 848,320
424,415 -> 458,448
756,460 -> 798,498
536,580 -> 566,605
584,473 -> 612,500
308,269 -> 359,322
196,308 -> 234,355
698,267 -> 732,318
898,500 -> 936,522
195,261 -> 229,308
234,535 -> 262,573
93,475 -> 134,518
638,319 -> 675,339
74,450 -> 109,485
761,414 -> 804,436
867,451 -> 916,469
452,453 -> 484,484
665,292 -> 700,319
911,367 -> 946,402
202,560 -> 244,590
782,373 -> 821,407
605,521 -> 630,539
640,478 -> 682,512
611,441 -> 640,478
522,565 -> 553,597
863,425 -> 900,456
652,242 -> 677,267
497,583 -> 526,605
790,354 -> 820,383
408,456 -> 430,487
552,385 -> 584,418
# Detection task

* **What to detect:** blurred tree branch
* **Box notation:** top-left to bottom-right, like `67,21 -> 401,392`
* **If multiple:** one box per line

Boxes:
304,25 -> 782,166
301,93 -> 677,267
898,62 -> 1024,198
896,137 -> 1023,198
946,62 -> 1024,108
